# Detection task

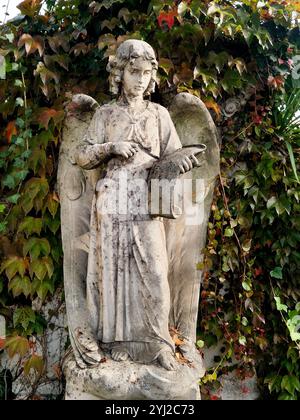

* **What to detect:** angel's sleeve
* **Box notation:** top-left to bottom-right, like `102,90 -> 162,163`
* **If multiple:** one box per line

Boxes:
74,107 -> 111,170
157,105 -> 182,157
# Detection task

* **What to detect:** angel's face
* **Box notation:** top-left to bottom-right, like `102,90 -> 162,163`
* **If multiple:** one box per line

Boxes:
122,57 -> 153,98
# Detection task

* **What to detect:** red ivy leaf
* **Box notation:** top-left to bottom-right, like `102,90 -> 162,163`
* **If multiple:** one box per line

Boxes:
0,338 -> 5,350
5,121 -> 17,143
35,108 -> 64,129
267,75 -> 284,90
157,11 -> 177,30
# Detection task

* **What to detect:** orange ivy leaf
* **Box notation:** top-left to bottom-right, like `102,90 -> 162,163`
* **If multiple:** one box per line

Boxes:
35,108 -> 64,129
17,0 -> 42,17
5,121 -> 17,143
5,335 -> 30,358
0,256 -> 27,281
70,42 -> 94,56
204,99 -> 221,119
17,34 -> 44,56
47,34 -> 70,54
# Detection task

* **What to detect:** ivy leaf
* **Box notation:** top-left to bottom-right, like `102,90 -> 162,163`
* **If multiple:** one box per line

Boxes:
17,0 -> 42,17
30,256 -> 54,281
7,194 -> 20,204
44,54 -> 70,71
35,278 -> 54,301
229,58 -> 247,75
45,193 -> 59,218
35,108 -> 64,130
5,121 -> 17,143
8,275 -> 32,298
159,58 -> 174,76
23,238 -> 51,260
0,257 -> 27,281
242,239 -> 252,253
206,51 -> 229,74
90,0 -> 125,13
238,335 -> 247,346
286,315 -> 300,342
97,33 -> 116,51
0,222 -> 8,234
28,149 -> 47,174
15,97 -> 24,107
196,340 -> 205,349
13,307 -> 36,330
267,196 -> 277,209
18,217 -> 42,237
224,227 -> 234,237
30,260 -> 47,281
281,375 -> 300,396
274,296 -> 288,312
17,33 -> 44,56
203,99 -> 221,118
5,336 -> 30,358
242,281 -> 252,292
271,267 -> 283,280
20,178 -> 49,214
47,34 -> 70,54
24,354 -> 44,377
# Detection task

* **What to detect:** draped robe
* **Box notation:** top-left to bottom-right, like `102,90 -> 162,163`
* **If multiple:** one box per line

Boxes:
75,99 -> 182,363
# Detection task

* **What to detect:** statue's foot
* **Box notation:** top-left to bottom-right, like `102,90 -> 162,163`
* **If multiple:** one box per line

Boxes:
74,327 -> 104,365
157,351 -> 178,371
111,350 -> 130,362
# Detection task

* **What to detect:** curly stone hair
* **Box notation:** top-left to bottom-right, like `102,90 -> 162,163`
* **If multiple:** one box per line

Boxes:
106,40 -> 158,96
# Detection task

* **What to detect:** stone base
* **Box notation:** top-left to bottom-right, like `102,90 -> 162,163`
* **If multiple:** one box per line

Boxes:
64,352 -> 205,400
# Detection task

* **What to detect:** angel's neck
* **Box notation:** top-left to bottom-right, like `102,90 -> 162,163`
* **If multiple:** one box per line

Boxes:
120,92 -> 145,109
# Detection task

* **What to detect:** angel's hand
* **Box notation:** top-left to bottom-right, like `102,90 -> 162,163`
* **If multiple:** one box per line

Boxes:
111,142 -> 139,159
178,154 -> 201,174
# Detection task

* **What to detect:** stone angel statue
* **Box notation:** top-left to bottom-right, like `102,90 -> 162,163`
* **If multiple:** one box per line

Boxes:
58,40 -> 219,399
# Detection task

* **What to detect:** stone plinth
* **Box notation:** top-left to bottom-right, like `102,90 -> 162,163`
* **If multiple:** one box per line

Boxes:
64,352 -> 205,400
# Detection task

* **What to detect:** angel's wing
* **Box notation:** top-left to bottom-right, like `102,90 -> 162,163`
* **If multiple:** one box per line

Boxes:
165,93 -> 220,344
57,94 -> 102,367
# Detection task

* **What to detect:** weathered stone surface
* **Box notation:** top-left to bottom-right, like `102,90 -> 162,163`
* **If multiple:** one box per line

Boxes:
58,39 -> 220,399
64,351 -> 205,400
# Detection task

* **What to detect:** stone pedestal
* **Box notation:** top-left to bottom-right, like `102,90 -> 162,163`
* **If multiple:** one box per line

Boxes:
64,352 -> 205,400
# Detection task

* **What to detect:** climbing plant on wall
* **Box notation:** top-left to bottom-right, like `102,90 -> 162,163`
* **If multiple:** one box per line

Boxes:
0,0 -> 299,399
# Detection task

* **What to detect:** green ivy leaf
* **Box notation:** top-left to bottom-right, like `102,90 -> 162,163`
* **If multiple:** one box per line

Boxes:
224,227 -> 234,237
18,217 -> 42,237
8,275 -> 32,298
270,267 -> 283,280
23,354 -> 44,377
0,257 -> 26,281
274,296 -> 288,312
13,307 -> 36,330
7,194 -> 20,204
23,238 -> 51,260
